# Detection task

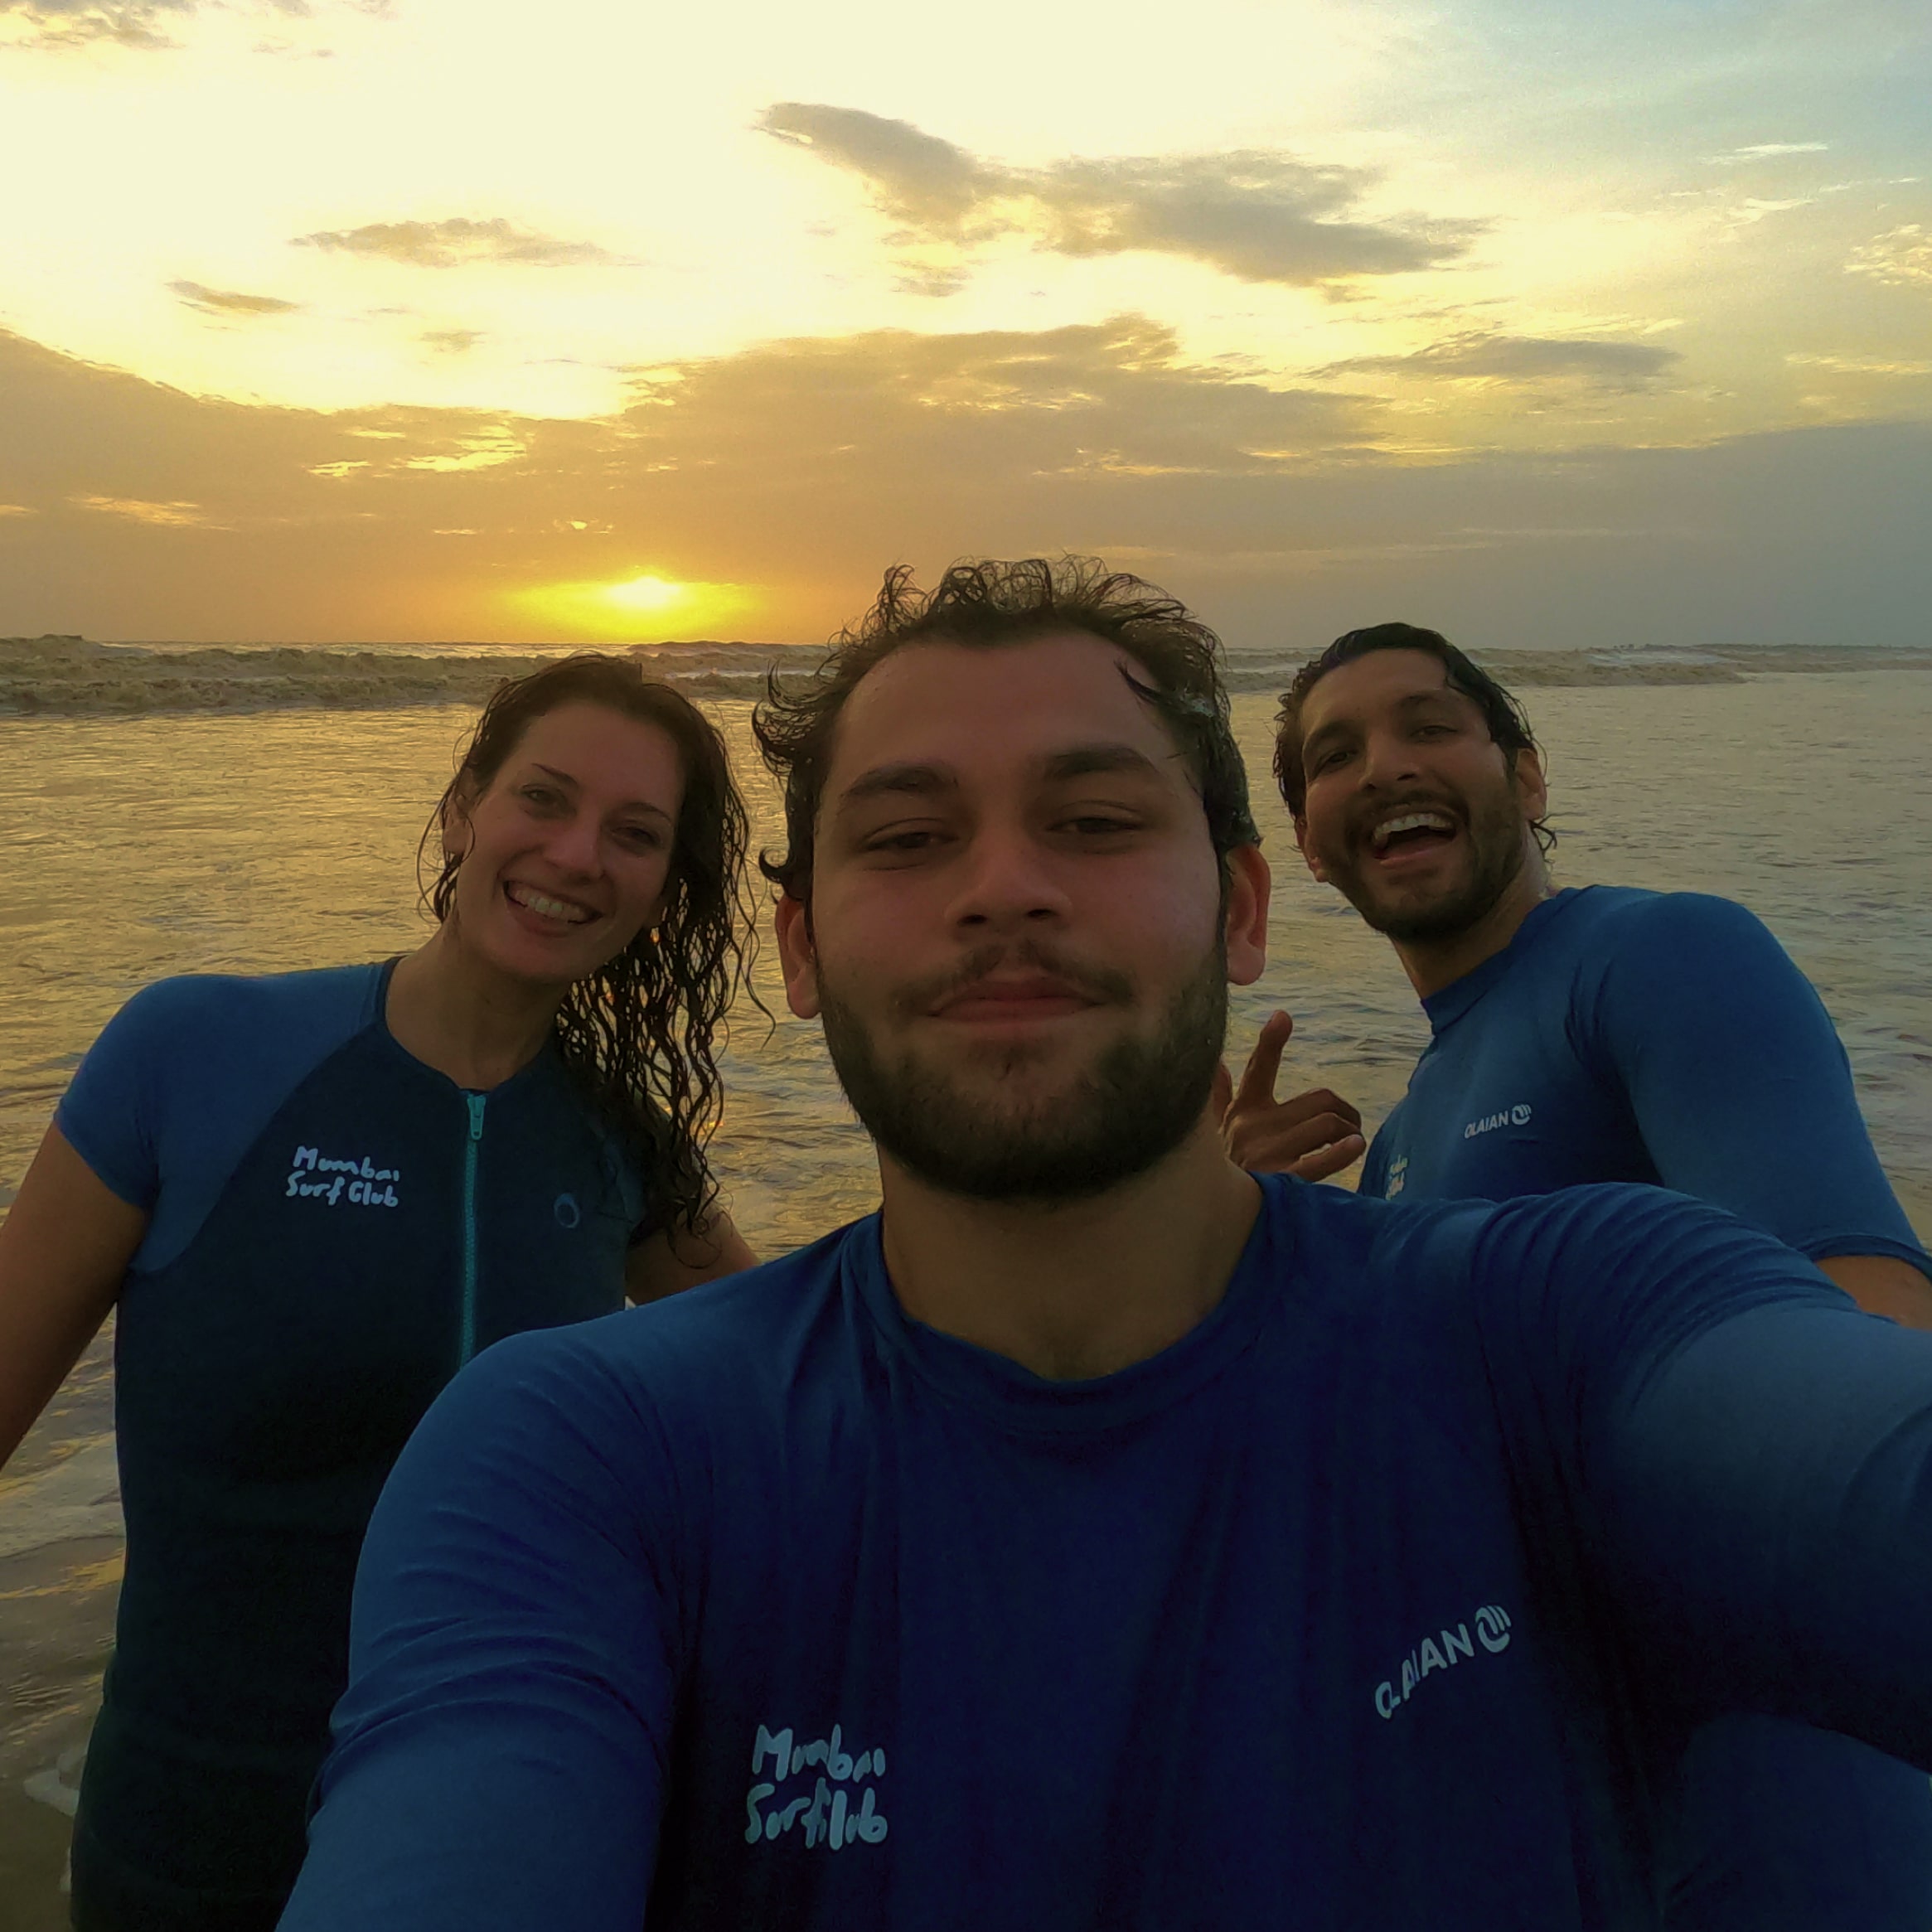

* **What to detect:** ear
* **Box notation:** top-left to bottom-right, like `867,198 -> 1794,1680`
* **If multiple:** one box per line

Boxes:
1222,845 -> 1271,987
439,788 -> 475,865
1291,813 -> 1329,885
1511,746 -> 1547,826
773,892 -> 821,1020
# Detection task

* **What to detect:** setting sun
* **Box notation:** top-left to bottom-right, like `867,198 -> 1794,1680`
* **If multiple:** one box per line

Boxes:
508,573 -> 754,641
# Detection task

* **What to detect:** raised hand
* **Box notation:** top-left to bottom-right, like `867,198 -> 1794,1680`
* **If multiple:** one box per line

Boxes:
1214,1010 -> 1367,1182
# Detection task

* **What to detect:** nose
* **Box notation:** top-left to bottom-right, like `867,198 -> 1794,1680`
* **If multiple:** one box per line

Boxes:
1357,724 -> 1422,792
944,821 -> 1073,934
542,806 -> 603,878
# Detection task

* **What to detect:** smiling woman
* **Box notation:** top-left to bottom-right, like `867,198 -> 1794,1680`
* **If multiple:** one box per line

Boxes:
0,653 -> 760,1932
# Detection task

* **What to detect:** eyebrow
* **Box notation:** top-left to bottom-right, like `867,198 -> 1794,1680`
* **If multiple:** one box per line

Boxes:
528,762 -> 673,822
1304,690 -> 1465,757
834,742 -> 1169,815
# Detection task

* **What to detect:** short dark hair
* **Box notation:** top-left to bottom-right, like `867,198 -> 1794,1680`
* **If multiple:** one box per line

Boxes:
754,557 -> 1259,902
421,653 -> 754,1239
1273,622 -> 1555,855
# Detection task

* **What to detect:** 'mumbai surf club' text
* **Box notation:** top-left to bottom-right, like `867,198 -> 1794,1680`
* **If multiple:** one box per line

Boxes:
285,1145 -> 400,1208
745,1723 -> 888,1852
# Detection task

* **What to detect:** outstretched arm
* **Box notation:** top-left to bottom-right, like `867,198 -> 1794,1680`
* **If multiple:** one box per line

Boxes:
283,1331 -> 681,1930
0,1126 -> 144,1469
1481,1186 -> 1932,1767
1596,895 -> 1932,1324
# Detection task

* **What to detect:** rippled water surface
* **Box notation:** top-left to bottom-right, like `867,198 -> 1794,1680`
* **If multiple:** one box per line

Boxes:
0,671 -> 1927,1921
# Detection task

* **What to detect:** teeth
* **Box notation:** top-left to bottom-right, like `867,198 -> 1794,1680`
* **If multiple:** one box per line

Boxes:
509,884 -> 593,923
1372,811 -> 1454,851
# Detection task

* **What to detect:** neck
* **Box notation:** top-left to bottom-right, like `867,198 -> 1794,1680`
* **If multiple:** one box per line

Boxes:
1390,845 -> 1551,1000
876,1116 -> 1262,1382
385,924 -> 566,1091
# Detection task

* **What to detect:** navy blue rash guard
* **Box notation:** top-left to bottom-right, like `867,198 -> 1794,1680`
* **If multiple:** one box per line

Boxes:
283,1178 -> 1932,1932
53,964 -> 646,1929
1358,885 -> 1932,1931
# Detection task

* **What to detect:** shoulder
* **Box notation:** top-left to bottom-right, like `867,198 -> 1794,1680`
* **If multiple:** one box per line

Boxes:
462,1222 -> 866,1433
91,962 -> 384,1062
1278,1175 -> 1839,1358
1582,888 -> 1785,966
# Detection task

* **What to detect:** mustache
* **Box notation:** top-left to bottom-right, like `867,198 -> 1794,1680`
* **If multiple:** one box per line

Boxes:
892,941 -> 1136,1019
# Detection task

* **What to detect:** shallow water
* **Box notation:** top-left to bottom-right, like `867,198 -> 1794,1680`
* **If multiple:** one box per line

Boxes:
0,671 -> 1926,1921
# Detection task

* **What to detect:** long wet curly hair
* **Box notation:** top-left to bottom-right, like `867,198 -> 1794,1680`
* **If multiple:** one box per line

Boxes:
420,654 -> 753,1246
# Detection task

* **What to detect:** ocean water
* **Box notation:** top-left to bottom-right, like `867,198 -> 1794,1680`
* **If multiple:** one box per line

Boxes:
0,666 -> 1928,1920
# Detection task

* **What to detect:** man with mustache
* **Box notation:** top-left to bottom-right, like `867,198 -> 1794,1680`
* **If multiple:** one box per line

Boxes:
1227,620 -> 1932,1930
284,564 -> 1932,1931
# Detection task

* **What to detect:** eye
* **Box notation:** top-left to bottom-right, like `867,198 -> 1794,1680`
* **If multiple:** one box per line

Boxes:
520,783 -> 565,811
613,822 -> 666,851
1058,813 -> 1140,838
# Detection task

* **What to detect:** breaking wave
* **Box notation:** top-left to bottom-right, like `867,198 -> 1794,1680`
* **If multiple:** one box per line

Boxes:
3,633 -> 1929,717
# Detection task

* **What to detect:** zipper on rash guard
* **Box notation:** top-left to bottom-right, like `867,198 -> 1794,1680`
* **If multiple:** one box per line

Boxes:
459,1092 -> 487,1365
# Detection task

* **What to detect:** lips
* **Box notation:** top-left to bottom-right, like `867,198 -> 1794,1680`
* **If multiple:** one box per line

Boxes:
1358,801 -> 1460,864
931,975 -> 1097,1023
505,880 -> 598,926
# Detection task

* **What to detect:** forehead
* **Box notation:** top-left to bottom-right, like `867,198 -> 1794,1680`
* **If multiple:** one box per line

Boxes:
1298,649 -> 1474,737
826,630 -> 1189,791
509,701 -> 684,804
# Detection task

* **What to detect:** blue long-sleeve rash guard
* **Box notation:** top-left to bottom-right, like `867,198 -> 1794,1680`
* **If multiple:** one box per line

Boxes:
1358,885 -> 1932,1931
283,1177 -> 1932,1932
1360,888 -> 1929,1276
54,965 -> 645,1917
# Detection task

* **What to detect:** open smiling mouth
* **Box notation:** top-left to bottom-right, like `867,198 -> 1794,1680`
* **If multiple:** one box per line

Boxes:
505,881 -> 597,926
1367,811 -> 1458,860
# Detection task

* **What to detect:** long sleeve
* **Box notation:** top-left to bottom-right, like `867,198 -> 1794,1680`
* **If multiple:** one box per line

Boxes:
281,1322 -> 686,1930
1474,1184 -> 1932,1768
1586,893 -> 1928,1269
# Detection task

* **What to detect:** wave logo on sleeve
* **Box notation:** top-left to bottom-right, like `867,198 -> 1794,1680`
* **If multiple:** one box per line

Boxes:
1373,1605 -> 1514,1719
284,1145 -> 400,1208
744,1721 -> 888,1852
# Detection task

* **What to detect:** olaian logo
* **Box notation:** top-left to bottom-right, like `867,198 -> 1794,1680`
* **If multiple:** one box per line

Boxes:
1373,1605 -> 1514,1719
1462,1103 -> 1533,1141
284,1145 -> 400,1208
744,1723 -> 888,1852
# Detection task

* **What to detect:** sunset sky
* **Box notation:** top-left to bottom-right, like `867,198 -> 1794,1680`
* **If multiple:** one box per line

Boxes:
2,0 -> 1928,648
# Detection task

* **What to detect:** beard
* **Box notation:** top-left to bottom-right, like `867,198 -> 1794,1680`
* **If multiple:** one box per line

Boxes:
817,939 -> 1229,1205
1329,783 -> 1529,945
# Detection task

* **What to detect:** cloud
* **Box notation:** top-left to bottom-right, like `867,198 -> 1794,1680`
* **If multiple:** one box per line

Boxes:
5,317 -> 1930,655
71,492 -> 211,525
1320,331 -> 1681,392
420,327 -> 483,355
1849,225 -> 1932,289
2,0 -> 377,49
169,278 -> 302,317
293,217 -> 626,269
756,103 -> 1480,288
1,0 -> 187,48
1712,142 -> 1831,163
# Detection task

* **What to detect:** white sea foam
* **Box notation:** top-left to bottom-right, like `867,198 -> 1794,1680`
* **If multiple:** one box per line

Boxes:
4,633 -> 1930,716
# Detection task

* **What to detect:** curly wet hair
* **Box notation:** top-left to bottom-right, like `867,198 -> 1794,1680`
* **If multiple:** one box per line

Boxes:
421,654 -> 753,1243
753,556 -> 1258,903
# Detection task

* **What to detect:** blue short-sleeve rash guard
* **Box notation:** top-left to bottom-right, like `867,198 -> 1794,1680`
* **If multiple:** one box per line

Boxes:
1358,886 -> 1932,1930
54,963 -> 647,1923
282,1177 -> 1932,1931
